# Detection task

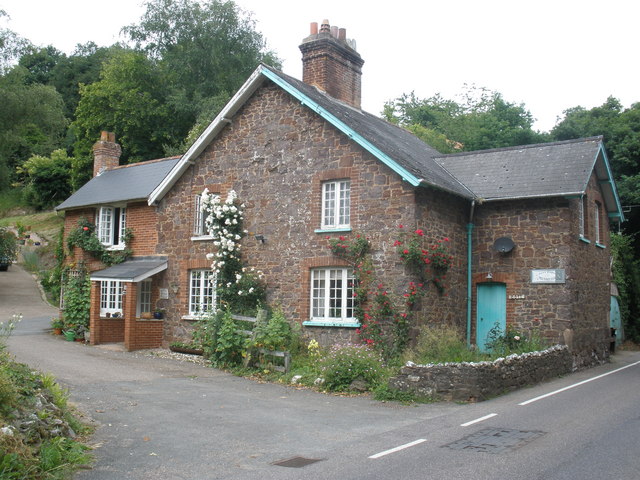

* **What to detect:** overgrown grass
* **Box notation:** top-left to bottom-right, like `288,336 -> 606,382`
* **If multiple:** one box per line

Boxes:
0,189 -> 24,216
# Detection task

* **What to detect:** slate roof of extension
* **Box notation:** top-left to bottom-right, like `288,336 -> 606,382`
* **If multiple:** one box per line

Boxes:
434,137 -> 603,200
55,157 -> 180,211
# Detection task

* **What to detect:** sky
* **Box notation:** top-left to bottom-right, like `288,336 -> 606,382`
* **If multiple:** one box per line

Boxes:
1,0 -> 638,131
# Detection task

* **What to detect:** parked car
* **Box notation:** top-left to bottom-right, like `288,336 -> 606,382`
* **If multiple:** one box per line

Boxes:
0,256 -> 11,271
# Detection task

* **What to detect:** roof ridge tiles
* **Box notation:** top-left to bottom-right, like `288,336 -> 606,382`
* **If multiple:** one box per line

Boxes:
434,135 -> 603,159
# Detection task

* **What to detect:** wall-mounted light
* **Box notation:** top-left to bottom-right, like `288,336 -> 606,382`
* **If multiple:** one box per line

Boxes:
170,283 -> 179,294
254,234 -> 265,244
486,272 -> 493,280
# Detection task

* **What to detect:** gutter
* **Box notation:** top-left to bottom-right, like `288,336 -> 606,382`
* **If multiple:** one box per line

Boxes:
466,200 -> 476,348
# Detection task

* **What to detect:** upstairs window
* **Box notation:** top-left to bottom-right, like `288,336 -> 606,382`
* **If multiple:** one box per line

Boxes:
579,196 -> 588,240
321,180 -> 350,229
97,206 -> 126,247
594,201 -> 602,244
193,195 -> 207,236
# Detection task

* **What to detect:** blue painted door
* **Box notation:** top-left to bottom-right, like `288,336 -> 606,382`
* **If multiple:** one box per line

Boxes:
610,296 -> 623,346
476,283 -> 507,351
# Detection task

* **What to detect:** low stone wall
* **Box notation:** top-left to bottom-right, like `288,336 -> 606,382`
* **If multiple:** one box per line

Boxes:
389,345 -> 573,402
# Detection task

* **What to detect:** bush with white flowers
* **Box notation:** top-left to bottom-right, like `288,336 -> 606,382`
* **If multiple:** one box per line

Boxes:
201,189 -> 266,314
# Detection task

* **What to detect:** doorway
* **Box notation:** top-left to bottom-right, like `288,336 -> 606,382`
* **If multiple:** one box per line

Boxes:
476,282 -> 507,351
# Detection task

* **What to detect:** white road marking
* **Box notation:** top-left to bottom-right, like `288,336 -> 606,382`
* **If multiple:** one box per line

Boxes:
519,360 -> 640,406
460,413 -> 498,427
369,439 -> 427,459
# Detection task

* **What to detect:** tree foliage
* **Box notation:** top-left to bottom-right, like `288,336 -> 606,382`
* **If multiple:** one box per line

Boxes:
383,86 -> 548,152
71,49 -> 173,186
610,233 -> 640,342
0,66 -> 67,189
552,97 -> 640,205
18,149 -> 73,210
0,10 -> 30,74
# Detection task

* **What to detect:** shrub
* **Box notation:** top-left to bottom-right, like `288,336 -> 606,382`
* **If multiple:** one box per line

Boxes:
211,310 -> 245,367
405,324 -> 485,364
251,308 -> 298,352
0,226 -> 18,264
319,343 -> 385,391
485,323 -> 546,356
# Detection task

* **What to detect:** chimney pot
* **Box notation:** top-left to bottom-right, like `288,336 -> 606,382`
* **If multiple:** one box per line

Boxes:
310,22 -> 318,35
300,20 -> 364,109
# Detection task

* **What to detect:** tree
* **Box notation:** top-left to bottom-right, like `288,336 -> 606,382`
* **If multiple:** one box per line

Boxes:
0,10 -> 30,74
122,0 -> 280,144
18,149 -> 73,210
0,66 -> 67,189
551,98 -> 640,250
384,86 -> 548,152
71,49 -> 172,187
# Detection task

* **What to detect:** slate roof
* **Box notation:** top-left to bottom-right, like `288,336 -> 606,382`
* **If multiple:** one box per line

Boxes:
434,137 -> 603,201
55,157 -> 180,211
264,67 -> 474,198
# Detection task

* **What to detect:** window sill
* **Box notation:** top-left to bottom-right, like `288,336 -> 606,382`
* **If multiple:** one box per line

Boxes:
303,320 -> 361,328
181,315 -> 209,322
596,242 -> 607,249
314,227 -> 352,234
579,236 -> 591,244
105,245 -> 126,251
191,235 -> 214,242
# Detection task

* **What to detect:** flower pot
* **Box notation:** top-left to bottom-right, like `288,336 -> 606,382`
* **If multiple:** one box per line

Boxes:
74,336 -> 84,342
153,312 -> 163,319
63,330 -> 75,341
53,328 -> 62,335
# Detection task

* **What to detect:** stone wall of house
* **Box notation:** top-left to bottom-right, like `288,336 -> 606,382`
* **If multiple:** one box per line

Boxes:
389,345 -> 573,402
156,82 -> 469,345
565,172 -> 612,366
471,176 -> 612,366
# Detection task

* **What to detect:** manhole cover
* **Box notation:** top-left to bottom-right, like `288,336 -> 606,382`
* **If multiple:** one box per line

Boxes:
272,456 -> 324,468
444,428 -> 545,454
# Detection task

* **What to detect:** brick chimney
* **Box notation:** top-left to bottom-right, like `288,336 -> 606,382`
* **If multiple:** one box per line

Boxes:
299,19 -> 364,109
92,131 -> 122,177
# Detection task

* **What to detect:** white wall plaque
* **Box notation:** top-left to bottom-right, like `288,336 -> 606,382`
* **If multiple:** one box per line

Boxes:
159,288 -> 169,299
531,269 -> 565,284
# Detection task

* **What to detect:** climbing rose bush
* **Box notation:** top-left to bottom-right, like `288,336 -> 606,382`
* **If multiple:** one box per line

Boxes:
201,189 -> 265,314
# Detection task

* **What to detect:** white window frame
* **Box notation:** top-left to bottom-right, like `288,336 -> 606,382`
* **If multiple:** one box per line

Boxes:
193,195 -> 207,237
188,269 -> 216,317
96,206 -> 127,249
594,201 -> 601,244
321,180 -> 350,229
137,279 -> 152,316
100,280 -> 123,316
310,267 -> 355,322
579,195 -> 588,240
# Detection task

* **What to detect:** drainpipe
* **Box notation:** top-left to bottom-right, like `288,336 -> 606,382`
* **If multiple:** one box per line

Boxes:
466,200 -> 476,348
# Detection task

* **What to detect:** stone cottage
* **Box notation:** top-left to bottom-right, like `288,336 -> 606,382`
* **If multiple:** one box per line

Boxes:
56,21 -> 623,364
